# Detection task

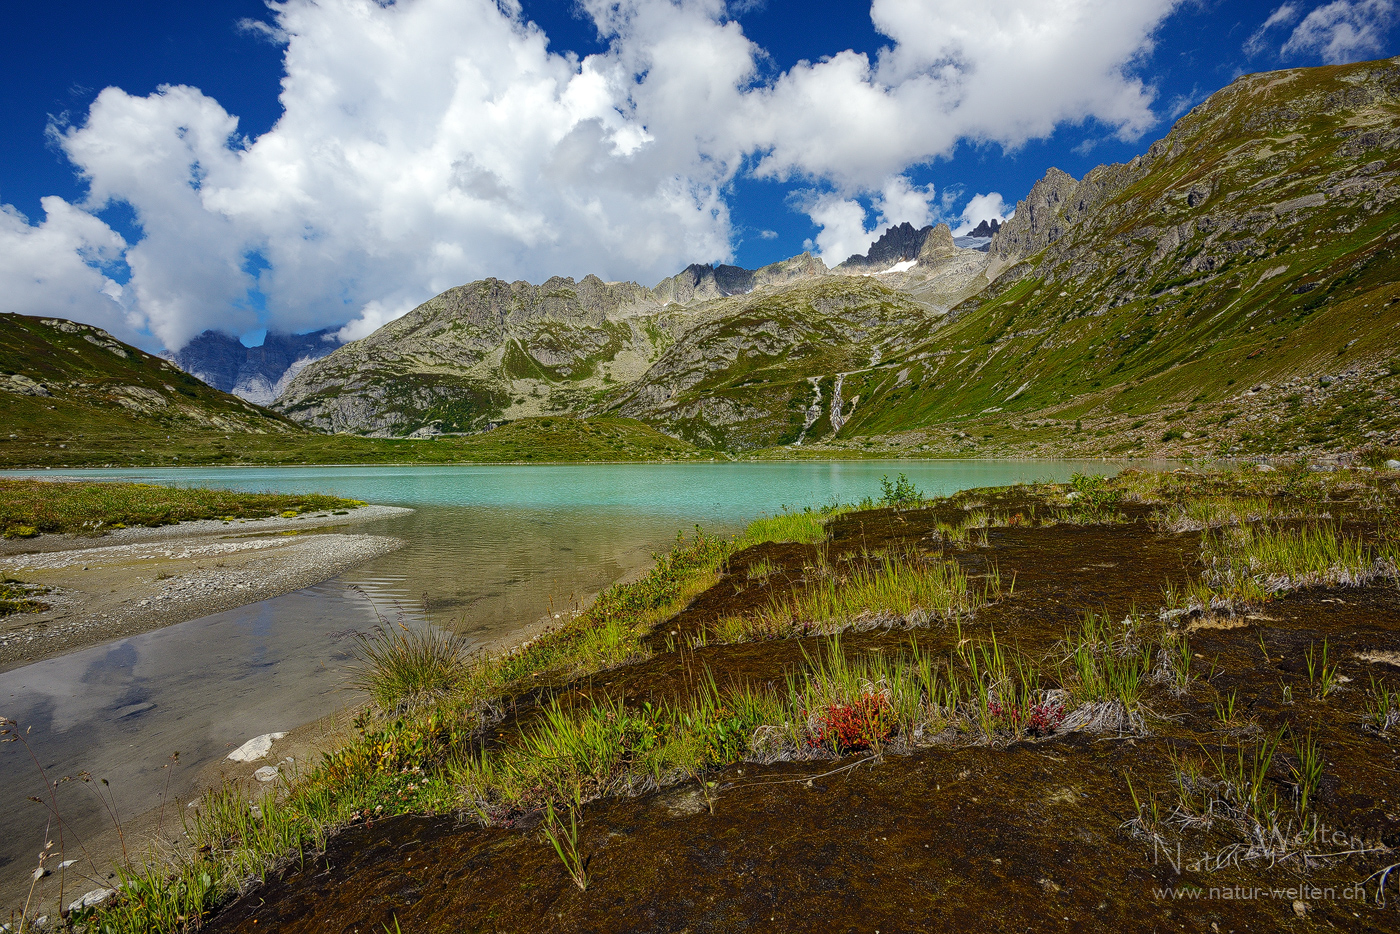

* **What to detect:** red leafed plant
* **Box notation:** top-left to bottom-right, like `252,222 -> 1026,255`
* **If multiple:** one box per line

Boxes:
810,693 -> 894,753
1026,700 -> 1065,736
986,697 -> 1065,736
986,698 -> 1019,722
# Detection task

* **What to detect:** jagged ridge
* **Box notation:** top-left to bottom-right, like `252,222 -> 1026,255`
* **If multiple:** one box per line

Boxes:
275,227 -> 989,438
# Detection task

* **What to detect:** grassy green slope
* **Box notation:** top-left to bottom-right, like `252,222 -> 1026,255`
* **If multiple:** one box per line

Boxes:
820,59 -> 1400,459
0,315 -> 706,467
0,314 -> 303,439
0,413 -> 706,469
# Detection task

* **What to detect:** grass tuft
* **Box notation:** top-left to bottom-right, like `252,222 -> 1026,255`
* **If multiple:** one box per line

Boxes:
739,506 -> 844,546
349,623 -> 474,715
1363,674 -> 1400,735
1168,520 -> 1399,615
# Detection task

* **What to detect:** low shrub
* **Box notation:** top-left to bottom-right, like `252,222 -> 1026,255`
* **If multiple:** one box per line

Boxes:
879,473 -> 922,508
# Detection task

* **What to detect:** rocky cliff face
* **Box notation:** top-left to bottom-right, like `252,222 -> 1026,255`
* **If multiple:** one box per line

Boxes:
276,230 -> 990,439
175,329 -> 340,405
967,219 -> 1001,238
835,222 -> 941,271
651,252 -> 829,304
275,275 -> 681,436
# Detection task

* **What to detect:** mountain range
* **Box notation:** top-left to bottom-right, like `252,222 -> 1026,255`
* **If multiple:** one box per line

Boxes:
265,57 -> 1400,458
271,221 -> 991,442
10,57 -> 1400,463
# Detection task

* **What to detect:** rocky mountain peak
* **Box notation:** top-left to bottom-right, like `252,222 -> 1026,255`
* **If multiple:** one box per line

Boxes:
652,254 -> 828,304
832,221 -> 973,273
967,218 -> 1001,238
837,221 -> 928,270
652,263 -> 751,304
988,167 -> 1081,262
916,223 -> 957,263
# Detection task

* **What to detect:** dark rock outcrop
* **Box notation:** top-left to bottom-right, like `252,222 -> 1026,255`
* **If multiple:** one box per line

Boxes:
836,222 -> 932,270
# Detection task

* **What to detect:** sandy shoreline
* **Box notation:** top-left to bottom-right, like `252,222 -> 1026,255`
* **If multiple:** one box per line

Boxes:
0,504 -> 412,672
0,503 -> 659,917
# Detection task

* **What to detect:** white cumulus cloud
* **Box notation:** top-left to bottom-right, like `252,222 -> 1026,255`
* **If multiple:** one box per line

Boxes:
954,193 -> 1013,235
747,0 -> 1179,190
0,196 -> 134,339
1282,0 -> 1396,63
2,0 -> 1185,350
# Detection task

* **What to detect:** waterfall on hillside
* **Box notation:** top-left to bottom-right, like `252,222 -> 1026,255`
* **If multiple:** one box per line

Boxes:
794,377 -> 822,445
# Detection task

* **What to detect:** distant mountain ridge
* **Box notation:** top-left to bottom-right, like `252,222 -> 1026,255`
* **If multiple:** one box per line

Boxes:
174,329 -> 341,405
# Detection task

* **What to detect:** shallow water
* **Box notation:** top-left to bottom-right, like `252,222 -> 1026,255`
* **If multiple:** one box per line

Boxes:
0,582 -> 376,902
0,459 -> 1160,906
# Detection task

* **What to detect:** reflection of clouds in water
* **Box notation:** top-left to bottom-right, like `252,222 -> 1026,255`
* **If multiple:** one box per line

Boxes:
0,583 -> 379,897
4,640 -> 146,735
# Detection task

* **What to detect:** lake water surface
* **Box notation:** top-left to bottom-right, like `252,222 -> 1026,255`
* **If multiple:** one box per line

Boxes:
0,459 -> 1154,904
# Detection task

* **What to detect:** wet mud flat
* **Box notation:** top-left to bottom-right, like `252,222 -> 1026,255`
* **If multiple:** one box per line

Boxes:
206,485 -> 1400,933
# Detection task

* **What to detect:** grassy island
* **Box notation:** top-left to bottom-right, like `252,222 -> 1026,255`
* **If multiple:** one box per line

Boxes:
0,479 -> 365,539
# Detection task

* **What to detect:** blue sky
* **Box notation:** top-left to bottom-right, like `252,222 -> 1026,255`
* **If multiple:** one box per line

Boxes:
2,1 -> 1396,351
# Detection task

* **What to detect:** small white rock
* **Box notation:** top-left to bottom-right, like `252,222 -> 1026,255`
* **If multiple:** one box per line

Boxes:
226,732 -> 288,763
253,765 -> 280,782
1386,459 -> 1400,470
67,888 -> 116,913
1256,463 -> 1275,472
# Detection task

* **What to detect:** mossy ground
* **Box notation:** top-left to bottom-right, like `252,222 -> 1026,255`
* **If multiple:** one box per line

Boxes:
0,578 -> 47,617
50,466 -> 1400,933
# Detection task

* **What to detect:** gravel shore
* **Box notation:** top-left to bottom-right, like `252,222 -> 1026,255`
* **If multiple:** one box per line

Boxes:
0,505 -> 410,672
